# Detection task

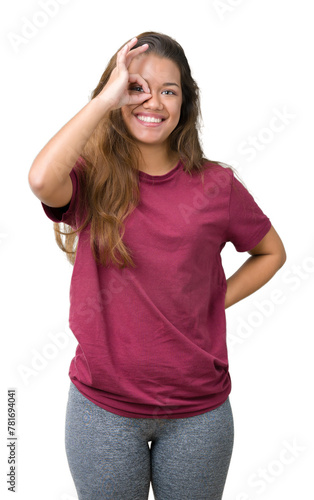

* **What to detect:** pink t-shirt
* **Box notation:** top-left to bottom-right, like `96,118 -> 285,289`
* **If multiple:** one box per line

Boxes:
42,157 -> 271,419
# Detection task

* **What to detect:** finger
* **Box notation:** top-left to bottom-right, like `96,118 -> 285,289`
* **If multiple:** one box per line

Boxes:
128,73 -> 151,94
128,37 -> 139,50
118,37 -> 139,59
116,37 -> 138,69
121,37 -> 138,54
125,43 -> 149,67
128,91 -> 152,106
116,44 -> 129,70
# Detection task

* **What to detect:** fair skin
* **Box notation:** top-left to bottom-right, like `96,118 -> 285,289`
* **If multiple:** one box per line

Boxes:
28,36 -> 286,306
114,42 -> 286,305
224,226 -> 286,308
120,53 -> 183,175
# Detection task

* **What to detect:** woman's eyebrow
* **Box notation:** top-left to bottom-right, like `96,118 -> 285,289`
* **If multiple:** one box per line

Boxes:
162,82 -> 180,87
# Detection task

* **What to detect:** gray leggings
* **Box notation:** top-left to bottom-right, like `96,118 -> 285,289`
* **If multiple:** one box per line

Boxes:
65,382 -> 234,500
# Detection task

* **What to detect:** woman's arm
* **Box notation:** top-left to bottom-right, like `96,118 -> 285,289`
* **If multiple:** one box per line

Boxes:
224,225 -> 286,309
28,37 -> 151,208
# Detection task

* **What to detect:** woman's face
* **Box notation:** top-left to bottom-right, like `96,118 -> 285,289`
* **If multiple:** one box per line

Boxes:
121,54 -> 183,149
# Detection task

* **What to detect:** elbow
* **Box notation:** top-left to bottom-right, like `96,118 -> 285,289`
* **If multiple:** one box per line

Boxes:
271,227 -> 287,271
279,235 -> 287,268
28,168 -> 43,195
28,163 -> 43,194
275,245 -> 287,271
28,161 -> 49,197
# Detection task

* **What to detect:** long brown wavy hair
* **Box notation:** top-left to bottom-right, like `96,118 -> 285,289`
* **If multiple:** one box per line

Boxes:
54,31 -> 211,269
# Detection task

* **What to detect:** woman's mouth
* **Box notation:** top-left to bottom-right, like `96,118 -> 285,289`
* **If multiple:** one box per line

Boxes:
135,114 -> 166,127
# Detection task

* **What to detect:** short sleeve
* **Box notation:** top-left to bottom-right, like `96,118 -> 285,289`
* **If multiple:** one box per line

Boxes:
226,171 -> 272,252
41,156 -> 86,229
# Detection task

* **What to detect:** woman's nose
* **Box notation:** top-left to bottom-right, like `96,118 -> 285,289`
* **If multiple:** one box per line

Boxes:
143,92 -> 163,110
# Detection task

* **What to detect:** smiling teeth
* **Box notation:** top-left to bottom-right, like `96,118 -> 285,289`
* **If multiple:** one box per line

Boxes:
137,115 -> 163,123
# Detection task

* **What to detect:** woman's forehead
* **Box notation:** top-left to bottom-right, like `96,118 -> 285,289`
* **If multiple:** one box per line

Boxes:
128,53 -> 181,85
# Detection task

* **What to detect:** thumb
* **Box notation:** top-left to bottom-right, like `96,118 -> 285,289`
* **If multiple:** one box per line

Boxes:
129,92 -> 152,106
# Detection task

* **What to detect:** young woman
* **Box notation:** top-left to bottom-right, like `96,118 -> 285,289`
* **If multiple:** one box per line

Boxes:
28,32 -> 286,500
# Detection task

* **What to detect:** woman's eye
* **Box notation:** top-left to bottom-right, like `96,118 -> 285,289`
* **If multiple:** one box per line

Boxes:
130,86 -> 144,92
130,87 -> 176,95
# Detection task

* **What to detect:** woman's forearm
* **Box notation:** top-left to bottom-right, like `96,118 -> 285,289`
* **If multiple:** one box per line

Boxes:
28,97 -> 111,199
225,253 -> 284,309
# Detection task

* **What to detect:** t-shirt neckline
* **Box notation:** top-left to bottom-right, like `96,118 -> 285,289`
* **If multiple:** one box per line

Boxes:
138,160 -> 183,184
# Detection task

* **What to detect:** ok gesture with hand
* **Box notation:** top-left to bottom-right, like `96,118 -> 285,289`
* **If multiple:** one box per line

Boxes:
97,37 -> 152,111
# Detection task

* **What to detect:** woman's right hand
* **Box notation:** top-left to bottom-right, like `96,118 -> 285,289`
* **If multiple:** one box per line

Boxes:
96,37 -> 152,111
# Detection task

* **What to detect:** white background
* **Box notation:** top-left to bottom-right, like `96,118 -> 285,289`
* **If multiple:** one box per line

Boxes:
1,1 -> 313,498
